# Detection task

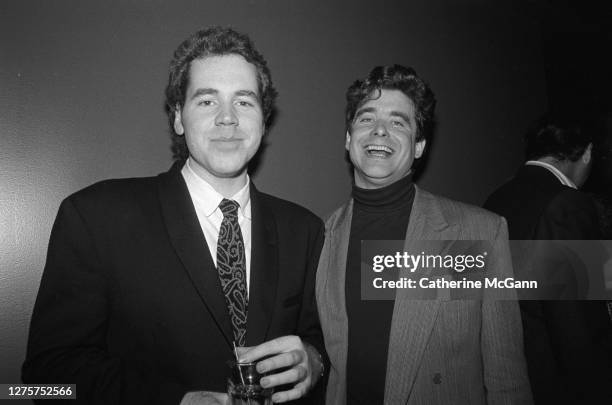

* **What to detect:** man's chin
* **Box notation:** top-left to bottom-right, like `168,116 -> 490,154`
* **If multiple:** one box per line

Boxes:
355,172 -> 396,189
212,169 -> 248,179
357,166 -> 393,179
209,163 -> 250,179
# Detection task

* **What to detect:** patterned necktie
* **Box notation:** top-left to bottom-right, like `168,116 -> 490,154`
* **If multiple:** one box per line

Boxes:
216,199 -> 248,346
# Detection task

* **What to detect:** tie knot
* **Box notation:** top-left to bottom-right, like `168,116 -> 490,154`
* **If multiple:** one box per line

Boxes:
219,199 -> 240,218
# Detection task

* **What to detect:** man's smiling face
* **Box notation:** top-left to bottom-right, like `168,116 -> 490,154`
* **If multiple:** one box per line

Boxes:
173,54 -> 264,185
346,89 -> 426,189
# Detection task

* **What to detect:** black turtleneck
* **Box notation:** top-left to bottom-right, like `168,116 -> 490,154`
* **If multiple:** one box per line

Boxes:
346,174 -> 415,405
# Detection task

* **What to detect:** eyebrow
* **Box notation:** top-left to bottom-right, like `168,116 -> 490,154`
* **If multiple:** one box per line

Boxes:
354,107 -> 376,117
189,88 -> 259,100
354,107 -> 413,126
390,111 -> 413,125
190,88 -> 217,100
235,90 -> 258,98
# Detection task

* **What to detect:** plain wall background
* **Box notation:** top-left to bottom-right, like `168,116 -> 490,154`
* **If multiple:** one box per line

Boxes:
1,0 -> 548,391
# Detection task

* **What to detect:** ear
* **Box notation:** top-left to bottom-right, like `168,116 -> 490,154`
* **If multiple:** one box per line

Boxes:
173,106 -> 184,136
345,131 -> 351,151
415,139 -> 427,159
582,143 -> 592,164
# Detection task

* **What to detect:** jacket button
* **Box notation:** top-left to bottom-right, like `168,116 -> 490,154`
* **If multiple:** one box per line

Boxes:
433,373 -> 442,384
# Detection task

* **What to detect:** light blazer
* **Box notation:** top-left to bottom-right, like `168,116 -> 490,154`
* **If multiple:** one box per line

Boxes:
23,164 -> 325,405
316,186 -> 532,405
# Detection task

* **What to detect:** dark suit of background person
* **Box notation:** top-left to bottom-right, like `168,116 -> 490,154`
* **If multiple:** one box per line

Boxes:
22,27 -> 325,405
484,116 -> 612,404
316,65 -> 532,405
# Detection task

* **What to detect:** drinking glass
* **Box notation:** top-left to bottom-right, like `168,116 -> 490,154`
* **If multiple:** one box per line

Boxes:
227,361 -> 272,405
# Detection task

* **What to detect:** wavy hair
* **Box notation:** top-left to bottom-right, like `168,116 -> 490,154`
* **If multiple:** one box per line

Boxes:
345,64 -> 436,143
164,26 -> 277,161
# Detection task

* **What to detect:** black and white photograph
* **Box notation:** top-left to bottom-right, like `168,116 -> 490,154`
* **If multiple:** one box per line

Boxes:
1,0 -> 611,404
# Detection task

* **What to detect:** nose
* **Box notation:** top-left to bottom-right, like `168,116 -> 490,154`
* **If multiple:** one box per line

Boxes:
215,104 -> 238,126
372,122 -> 388,137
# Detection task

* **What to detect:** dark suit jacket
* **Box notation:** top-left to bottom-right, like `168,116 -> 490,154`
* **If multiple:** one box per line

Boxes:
484,164 -> 612,404
22,164 -> 325,405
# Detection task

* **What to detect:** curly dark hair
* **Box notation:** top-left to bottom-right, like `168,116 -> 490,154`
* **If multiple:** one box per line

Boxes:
525,114 -> 593,162
345,64 -> 436,143
164,26 -> 277,161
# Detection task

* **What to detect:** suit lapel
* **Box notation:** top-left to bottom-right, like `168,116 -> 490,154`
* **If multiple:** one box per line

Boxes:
384,187 -> 459,404
245,185 -> 279,346
157,164 -> 234,347
327,200 -> 353,353
324,200 -> 353,319
318,200 -> 353,405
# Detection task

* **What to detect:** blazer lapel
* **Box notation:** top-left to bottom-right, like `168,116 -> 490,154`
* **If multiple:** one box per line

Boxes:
326,200 -> 353,355
245,185 -> 279,346
384,187 -> 459,404
317,200 -> 353,405
157,164 -> 234,347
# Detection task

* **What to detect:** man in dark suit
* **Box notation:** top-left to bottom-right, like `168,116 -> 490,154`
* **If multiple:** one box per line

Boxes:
484,115 -> 612,404
22,27 -> 325,405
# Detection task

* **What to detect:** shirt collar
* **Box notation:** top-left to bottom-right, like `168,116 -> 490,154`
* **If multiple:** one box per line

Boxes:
525,160 -> 577,189
181,158 -> 252,218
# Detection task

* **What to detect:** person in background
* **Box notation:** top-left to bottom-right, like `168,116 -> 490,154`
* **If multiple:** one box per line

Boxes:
484,114 -> 612,404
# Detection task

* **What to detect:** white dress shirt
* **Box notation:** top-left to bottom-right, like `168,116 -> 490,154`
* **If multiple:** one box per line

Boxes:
525,160 -> 577,189
181,158 -> 252,293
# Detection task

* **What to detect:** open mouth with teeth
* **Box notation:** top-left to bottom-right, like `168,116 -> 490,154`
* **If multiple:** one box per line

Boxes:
365,144 -> 394,157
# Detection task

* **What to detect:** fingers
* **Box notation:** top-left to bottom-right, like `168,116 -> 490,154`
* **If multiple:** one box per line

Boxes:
260,364 -> 308,388
256,350 -> 303,374
271,380 -> 310,403
238,335 -> 302,363
234,346 -> 252,358
236,335 -> 315,403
